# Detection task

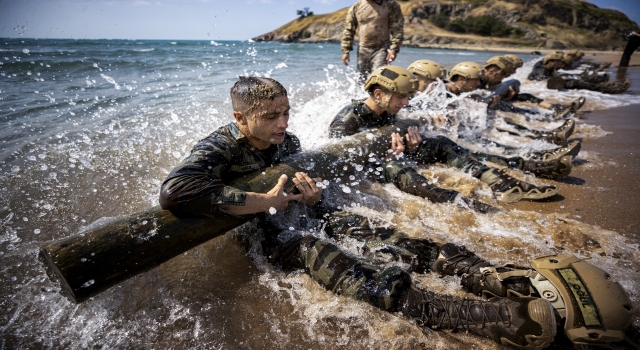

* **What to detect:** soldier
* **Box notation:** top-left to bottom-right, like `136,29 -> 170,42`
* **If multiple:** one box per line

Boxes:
407,59 -> 446,93
159,75 -> 557,349
503,54 -> 587,114
330,65 -> 565,203
341,0 -> 404,78
531,53 -> 630,94
620,31 -> 640,67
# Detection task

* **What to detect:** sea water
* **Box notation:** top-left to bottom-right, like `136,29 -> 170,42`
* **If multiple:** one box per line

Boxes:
1,38 -> 639,349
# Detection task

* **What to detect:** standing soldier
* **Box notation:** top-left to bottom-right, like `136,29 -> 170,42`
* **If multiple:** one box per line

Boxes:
341,0 -> 404,78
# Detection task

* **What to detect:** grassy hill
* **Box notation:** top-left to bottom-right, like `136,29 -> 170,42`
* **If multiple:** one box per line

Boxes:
253,0 -> 638,51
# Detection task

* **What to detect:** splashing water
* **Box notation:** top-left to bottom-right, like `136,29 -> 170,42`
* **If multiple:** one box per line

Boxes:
1,38 -> 638,349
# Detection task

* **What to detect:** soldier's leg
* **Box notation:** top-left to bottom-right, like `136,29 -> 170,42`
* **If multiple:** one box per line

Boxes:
323,211 -> 441,274
382,160 -> 499,213
369,46 -> 389,72
415,136 -> 558,202
301,235 -> 412,311
356,46 -> 375,78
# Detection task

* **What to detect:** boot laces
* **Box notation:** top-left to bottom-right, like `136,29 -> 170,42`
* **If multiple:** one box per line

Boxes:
421,293 -> 511,331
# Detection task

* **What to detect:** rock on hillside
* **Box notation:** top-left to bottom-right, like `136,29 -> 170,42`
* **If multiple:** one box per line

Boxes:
252,0 -> 638,51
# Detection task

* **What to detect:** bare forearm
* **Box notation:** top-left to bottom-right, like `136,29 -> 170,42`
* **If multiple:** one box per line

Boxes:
219,192 -> 277,215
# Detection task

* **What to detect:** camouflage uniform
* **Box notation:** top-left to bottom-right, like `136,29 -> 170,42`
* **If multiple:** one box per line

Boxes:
261,211 -> 439,311
328,99 -> 563,192
160,122 -> 301,217
527,60 -> 555,81
160,121 -> 439,312
341,0 -> 404,77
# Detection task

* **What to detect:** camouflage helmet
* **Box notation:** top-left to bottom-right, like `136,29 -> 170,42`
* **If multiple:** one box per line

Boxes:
543,52 -> 565,64
448,61 -> 484,80
504,54 -> 523,68
364,65 -> 418,94
407,60 -> 447,80
484,56 -> 515,75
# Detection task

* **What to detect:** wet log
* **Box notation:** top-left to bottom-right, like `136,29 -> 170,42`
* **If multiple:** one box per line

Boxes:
39,120 -> 420,302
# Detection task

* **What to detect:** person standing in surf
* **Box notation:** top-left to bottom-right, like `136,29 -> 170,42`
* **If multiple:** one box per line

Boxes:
341,0 -> 404,78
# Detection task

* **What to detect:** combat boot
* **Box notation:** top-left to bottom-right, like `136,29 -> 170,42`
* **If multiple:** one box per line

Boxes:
430,243 -> 533,297
530,119 -> 574,146
401,287 -> 557,350
549,96 -> 585,114
523,155 -> 572,179
480,169 -> 558,203
598,79 -> 631,94
568,96 -> 586,112
530,140 -> 581,161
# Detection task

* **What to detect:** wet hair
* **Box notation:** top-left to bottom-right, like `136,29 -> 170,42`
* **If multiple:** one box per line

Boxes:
366,83 -> 391,96
230,76 -> 287,115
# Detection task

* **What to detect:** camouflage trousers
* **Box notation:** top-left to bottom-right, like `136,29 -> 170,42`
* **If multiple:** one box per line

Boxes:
357,45 -> 389,78
383,136 -> 526,186
262,212 -> 440,312
412,136 -> 491,178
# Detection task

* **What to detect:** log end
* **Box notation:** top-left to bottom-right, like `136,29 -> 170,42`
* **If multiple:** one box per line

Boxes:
39,246 -> 80,303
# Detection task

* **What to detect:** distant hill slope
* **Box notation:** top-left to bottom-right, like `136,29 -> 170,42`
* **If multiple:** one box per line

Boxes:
253,0 -> 638,51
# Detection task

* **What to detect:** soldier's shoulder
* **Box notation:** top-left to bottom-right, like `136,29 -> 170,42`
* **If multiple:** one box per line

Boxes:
194,124 -> 237,152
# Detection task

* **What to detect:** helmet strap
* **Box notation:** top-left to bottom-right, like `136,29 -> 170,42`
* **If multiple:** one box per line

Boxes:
372,91 -> 395,115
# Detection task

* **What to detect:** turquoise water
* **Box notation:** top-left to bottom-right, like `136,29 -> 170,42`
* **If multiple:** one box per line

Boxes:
1,38 -> 639,348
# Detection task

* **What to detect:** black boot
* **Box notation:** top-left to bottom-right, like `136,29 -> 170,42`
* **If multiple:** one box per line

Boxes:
401,287 -> 557,349
530,140 -> 581,161
480,169 -> 558,203
430,243 -> 533,297
523,155 -> 572,179
536,119 -> 574,146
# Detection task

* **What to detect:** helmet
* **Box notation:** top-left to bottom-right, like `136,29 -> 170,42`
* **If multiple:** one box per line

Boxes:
543,52 -> 565,64
531,254 -> 633,346
407,60 -> 446,80
504,54 -> 523,68
364,65 -> 418,94
448,61 -> 484,80
562,53 -> 574,65
484,55 -> 515,75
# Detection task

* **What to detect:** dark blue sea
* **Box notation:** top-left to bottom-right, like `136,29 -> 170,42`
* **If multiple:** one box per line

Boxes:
1,38 -> 639,349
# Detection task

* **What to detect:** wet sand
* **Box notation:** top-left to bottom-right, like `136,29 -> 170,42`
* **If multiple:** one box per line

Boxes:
508,66 -> 640,241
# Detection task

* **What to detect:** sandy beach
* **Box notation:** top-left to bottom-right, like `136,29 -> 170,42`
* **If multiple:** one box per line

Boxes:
509,63 -> 640,242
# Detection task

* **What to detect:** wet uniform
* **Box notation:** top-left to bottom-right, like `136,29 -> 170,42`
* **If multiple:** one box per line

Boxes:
341,0 -> 404,77
331,99 -> 511,194
527,60 -> 555,81
160,122 -> 440,312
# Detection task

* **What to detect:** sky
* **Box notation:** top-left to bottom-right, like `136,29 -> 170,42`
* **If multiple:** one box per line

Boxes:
0,0 -> 638,41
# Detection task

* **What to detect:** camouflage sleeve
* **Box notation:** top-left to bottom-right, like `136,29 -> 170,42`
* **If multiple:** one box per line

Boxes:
341,4 -> 358,54
527,61 -> 547,81
329,104 -> 364,138
388,1 -> 404,52
159,139 -> 247,217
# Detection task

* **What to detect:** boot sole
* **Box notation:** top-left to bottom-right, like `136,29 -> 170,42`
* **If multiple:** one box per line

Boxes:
500,298 -> 557,349
495,185 -> 558,203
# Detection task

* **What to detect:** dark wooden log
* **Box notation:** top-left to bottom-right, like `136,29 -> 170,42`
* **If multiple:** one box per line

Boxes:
39,120 -> 419,302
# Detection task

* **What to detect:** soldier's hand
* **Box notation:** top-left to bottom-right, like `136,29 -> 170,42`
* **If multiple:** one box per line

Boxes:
504,86 -> 517,101
292,172 -> 323,206
404,126 -> 422,152
386,50 -> 396,64
433,114 -> 447,128
385,132 -> 405,161
266,174 -> 302,212
489,95 -> 501,108
342,53 -> 350,66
